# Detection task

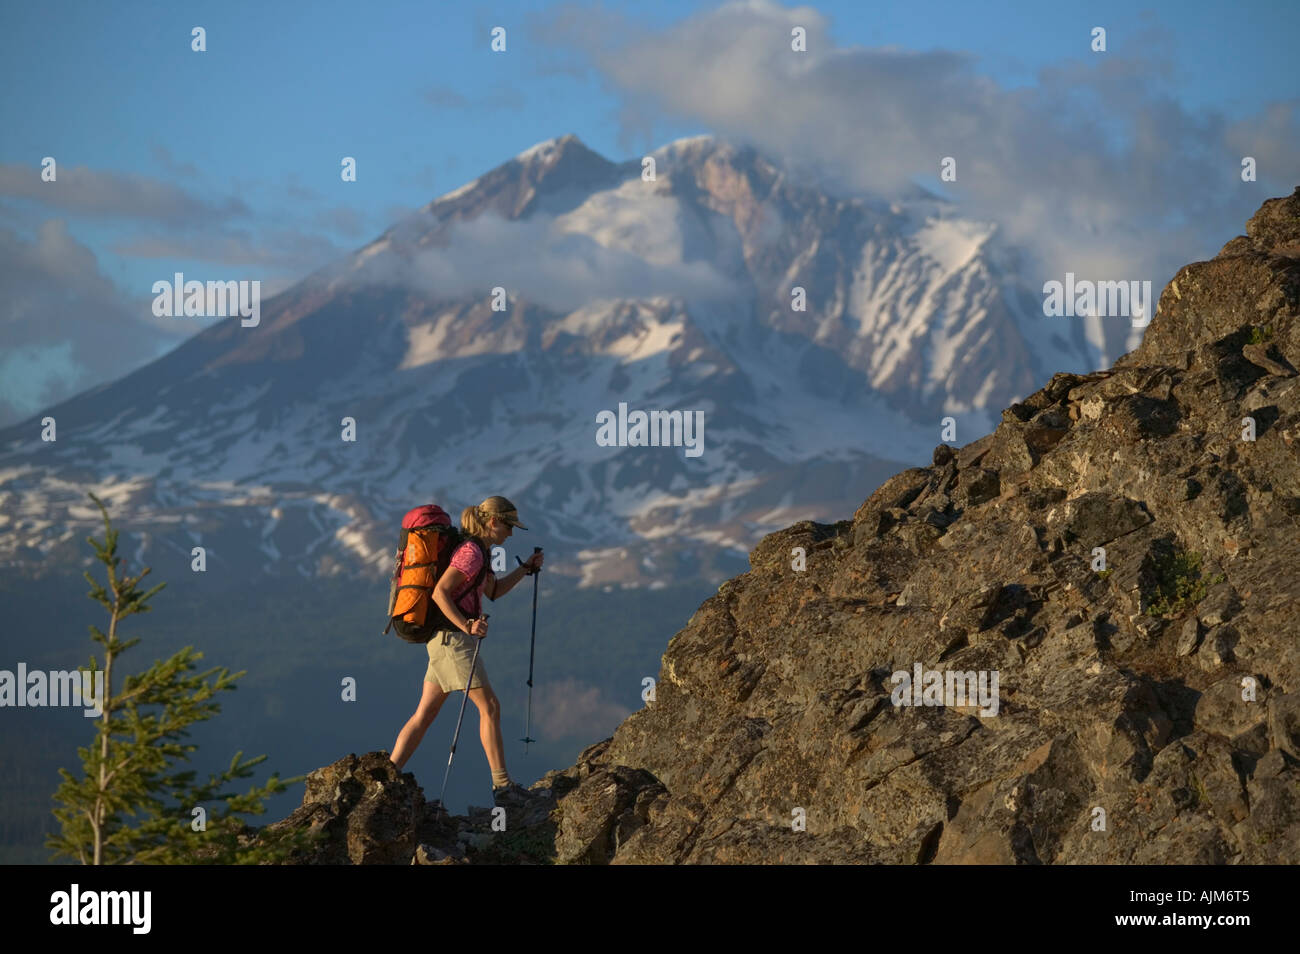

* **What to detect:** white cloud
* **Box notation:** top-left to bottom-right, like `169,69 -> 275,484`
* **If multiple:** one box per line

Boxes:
0,163 -> 248,225
536,0 -> 1300,304
0,221 -> 174,427
355,211 -> 741,313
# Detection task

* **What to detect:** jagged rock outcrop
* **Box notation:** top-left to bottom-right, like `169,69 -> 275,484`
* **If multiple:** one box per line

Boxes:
262,752 -> 426,864
255,751 -> 563,865
265,189 -> 1300,863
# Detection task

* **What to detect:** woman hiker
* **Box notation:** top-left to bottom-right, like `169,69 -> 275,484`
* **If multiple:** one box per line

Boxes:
388,495 -> 544,807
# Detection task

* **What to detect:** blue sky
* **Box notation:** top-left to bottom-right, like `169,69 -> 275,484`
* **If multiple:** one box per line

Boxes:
1,0 -> 1297,424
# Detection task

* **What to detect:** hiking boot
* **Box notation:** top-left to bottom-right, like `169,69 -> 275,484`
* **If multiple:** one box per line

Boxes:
492,781 -> 536,807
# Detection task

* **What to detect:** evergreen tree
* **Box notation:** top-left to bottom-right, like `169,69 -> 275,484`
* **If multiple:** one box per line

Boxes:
48,492 -> 315,864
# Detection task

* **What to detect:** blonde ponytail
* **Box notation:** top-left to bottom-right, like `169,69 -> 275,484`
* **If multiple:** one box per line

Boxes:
460,504 -> 492,540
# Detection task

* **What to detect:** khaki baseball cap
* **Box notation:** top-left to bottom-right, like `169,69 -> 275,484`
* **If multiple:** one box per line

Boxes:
481,495 -> 528,530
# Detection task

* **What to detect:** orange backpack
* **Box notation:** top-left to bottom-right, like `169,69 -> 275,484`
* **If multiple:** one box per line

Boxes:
383,505 -> 488,643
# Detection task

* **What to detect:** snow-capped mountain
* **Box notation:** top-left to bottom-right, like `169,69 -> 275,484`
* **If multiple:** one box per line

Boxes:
0,134 -> 1113,587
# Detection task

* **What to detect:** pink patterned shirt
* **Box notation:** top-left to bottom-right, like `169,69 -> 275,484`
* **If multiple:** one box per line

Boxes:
449,540 -> 491,618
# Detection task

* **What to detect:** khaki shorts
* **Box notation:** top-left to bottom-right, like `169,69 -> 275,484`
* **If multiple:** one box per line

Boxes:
424,629 -> 491,692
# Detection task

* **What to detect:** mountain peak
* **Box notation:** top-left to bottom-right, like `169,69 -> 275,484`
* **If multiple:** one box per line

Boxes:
655,133 -> 721,155
424,133 -> 619,220
512,133 -> 593,165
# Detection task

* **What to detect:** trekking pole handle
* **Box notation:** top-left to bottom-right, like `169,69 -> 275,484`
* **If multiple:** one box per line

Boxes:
516,546 -> 543,574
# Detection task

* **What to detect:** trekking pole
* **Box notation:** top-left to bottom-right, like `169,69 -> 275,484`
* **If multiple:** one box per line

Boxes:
516,547 -> 542,753
437,614 -> 487,809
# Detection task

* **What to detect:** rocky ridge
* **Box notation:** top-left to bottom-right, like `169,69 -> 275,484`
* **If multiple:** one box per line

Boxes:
257,189 -> 1300,864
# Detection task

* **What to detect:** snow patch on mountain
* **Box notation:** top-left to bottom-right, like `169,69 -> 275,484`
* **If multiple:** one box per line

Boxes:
401,313 -> 458,370
912,217 -> 995,275
516,137 -> 567,164
554,177 -> 702,266
355,237 -> 391,265
431,178 -> 480,206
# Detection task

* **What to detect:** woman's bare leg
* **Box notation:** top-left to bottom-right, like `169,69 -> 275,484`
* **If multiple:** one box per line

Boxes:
467,686 -> 506,776
390,679 -> 448,770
